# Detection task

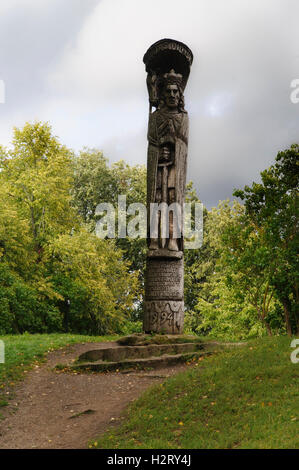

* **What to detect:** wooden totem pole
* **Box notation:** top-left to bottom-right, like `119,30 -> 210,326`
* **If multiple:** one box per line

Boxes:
143,39 -> 193,334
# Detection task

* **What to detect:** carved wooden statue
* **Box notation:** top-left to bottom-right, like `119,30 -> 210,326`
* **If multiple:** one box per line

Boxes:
143,39 -> 193,334
147,69 -> 188,251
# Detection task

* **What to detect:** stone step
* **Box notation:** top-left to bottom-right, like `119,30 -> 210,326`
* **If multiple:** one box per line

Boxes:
116,334 -> 202,346
77,342 -> 204,363
71,351 -> 212,373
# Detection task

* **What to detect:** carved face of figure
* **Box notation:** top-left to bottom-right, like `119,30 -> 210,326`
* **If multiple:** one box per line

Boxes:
163,84 -> 180,109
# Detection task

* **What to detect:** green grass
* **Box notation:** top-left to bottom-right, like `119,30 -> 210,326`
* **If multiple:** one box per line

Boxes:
91,336 -> 299,449
0,332 -> 118,415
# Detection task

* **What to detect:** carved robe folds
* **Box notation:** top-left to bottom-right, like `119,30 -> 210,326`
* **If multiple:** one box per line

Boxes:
147,109 -> 189,251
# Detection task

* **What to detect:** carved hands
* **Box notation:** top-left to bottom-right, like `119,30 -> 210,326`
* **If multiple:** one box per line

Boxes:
158,118 -> 175,138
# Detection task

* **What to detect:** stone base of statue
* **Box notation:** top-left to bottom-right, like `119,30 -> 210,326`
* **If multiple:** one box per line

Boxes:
144,249 -> 184,334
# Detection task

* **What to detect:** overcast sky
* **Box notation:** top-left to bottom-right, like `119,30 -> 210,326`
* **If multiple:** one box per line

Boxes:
0,0 -> 298,207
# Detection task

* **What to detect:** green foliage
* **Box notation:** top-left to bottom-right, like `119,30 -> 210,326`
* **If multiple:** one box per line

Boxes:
72,151 -> 147,245
185,145 -> 298,339
0,122 -> 296,340
47,229 -> 138,334
0,122 -> 78,250
116,320 -> 143,336
71,148 -> 115,223
234,144 -> 299,335
184,182 -> 217,323
0,122 -> 139,335
71,149 -> 147,318
185,199 -> 285,339
0,263 -> 62,334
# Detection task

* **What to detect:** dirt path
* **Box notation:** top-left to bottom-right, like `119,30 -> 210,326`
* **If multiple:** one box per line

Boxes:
0,342 -> 189,449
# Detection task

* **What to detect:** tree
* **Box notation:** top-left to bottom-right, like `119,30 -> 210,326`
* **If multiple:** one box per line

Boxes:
186,200 -> 279,339
234,144 -> 299,335
217,201 -> 278,336
0,122 -> 139,334
0,122 -> 78,260
71,148 -> 116,223
46,229 -> 138,334
71,150 -> 147,270
71,150 -> 147,320
184,183 -> 215,325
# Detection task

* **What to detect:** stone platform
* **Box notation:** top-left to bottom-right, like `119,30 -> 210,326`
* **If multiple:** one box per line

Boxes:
56,335 -> 246,373
66,334 -> 213,373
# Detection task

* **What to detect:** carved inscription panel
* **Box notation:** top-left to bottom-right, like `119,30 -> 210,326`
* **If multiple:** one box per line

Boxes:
144,300 -> 184,334
145,258 -> 184,300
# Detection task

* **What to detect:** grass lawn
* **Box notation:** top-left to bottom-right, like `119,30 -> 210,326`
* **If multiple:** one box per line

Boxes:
0,332 -> 117,413
92,336 -> 299,449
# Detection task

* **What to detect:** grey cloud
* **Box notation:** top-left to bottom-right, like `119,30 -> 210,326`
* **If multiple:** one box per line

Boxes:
0,0 -> 99,110
0,0 -> 298,209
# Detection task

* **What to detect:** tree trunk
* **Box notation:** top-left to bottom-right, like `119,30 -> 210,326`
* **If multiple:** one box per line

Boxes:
282,300 -> 292,336
265,322 -> 273,336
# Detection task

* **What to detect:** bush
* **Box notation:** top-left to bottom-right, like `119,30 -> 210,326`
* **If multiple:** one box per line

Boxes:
0,264 -> 62,334
117,320 -> 143,336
